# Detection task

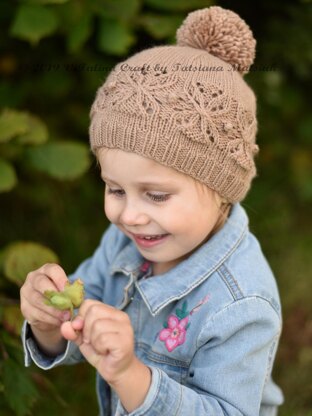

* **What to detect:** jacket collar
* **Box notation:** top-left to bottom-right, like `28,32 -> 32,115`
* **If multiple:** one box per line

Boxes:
109,203 -> 249,316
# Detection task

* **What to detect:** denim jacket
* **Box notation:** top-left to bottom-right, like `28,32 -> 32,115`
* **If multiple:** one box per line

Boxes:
22,203 -> 284,415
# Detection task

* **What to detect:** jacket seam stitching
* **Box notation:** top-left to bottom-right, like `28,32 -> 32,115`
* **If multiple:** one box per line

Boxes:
215,295 -> 281,321
173,383 -> 183,415
137,342 -> 190,367
265,334 -> 280,384
196,295 -> 281,348
217,264 -> 244,300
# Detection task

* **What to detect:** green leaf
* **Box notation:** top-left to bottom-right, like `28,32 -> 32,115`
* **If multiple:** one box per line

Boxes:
1,330 -> 23,354
0,109 -> 29,143
163,321 -> 168,328
2,305 -> 24,336
181,301 -> 187,312
16,114 -> 49,145
0,109 -> 48,145
139,14 -> 184,39
67,13 -> 92,53
175,309 -> 183,319
3,241 -> 59,286
144,0 -> 213,12
0,158 -> 18,192
91,0 -> 140,21
3,359 -> 38,416
98,18 -> 136,56
25,141 -> 91,180
10,4 -> 59,45
175,301 -> 189,319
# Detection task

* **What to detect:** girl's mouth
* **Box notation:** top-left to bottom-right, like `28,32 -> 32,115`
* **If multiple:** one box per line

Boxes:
131,233 -> 170,248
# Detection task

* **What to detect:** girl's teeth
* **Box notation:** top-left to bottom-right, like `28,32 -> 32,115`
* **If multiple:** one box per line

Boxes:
142,235 -> 164,240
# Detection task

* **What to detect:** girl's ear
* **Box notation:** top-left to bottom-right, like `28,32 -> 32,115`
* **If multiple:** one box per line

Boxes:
213,192 -> 231,221
213,191 -> 223,207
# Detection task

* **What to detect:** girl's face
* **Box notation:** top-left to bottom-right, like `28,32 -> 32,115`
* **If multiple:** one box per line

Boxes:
98,148 -> 224,275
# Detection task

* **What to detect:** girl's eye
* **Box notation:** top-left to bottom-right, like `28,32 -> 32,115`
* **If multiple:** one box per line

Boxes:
107,187 -> 125,197
147,193 -> 170,202
106,186 -> 169,202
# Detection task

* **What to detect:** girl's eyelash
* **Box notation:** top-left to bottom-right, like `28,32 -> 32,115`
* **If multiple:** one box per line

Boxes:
106,187 -> 170,202
148,193 -> 170,202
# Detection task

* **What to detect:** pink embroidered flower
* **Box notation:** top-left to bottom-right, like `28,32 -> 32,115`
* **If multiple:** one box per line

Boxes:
159,315 -> 189,352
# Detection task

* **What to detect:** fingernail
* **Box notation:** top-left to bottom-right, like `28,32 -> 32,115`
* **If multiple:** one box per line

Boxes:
72,316 -> 84,330
83,338 -> 90,344
61,311 -> 71,321
73,316 -> 83,324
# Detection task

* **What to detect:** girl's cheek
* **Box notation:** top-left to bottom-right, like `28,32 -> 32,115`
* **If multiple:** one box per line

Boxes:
104,200 -> 118,222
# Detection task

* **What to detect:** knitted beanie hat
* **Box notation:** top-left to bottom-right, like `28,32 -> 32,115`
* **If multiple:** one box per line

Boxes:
89,6 -> 259,203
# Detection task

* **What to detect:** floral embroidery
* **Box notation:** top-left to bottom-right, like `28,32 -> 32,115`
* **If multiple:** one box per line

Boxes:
158,295 -> 210,352
189,294 -> 210,315
159,315 -> 189,352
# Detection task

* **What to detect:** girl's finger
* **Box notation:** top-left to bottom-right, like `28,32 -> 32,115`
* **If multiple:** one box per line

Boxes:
60,321 -> 83,345
79,342 -> 100,369
86,318 -> 123,345
91,332 -> 129,356
38,263 -> 68,291
79,300 -> 115,319
21,288 -> 70,322
72,316 -> 84,331
21,274 -> 57,306
80,302 -> 129,344
28,273 -> 58,295
26,306 -> 63,329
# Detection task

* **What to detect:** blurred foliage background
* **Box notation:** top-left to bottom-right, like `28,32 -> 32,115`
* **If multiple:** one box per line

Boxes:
0,0 -> 311,414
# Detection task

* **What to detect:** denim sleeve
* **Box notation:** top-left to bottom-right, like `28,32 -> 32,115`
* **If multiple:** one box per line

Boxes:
21,320 -> 84,368
115,297 -> 282,416
22,223 -> 119,369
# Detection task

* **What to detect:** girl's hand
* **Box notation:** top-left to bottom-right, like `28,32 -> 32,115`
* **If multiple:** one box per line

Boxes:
61,300 -> 136,384
62,300 -> 152,412
20,263 -> 71,332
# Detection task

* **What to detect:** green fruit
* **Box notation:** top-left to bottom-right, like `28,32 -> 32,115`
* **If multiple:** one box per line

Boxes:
43,279 -> 85,316
63,279 -> 84,308
45,294 -> 72,310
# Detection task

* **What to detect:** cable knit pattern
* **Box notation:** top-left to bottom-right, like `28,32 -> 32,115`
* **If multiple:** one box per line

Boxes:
89,6 -> 259,203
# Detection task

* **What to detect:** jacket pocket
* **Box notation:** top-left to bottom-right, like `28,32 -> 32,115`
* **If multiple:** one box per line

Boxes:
136,342 -> 189,384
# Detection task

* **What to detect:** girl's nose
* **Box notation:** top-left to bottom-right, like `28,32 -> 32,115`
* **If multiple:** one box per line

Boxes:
119,201 -> 149,226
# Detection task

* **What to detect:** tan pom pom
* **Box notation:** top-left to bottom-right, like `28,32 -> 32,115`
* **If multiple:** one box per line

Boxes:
176,6 -> 256,75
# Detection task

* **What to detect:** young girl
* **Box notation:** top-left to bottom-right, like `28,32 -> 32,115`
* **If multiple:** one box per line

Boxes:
20,6 -> 284,415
